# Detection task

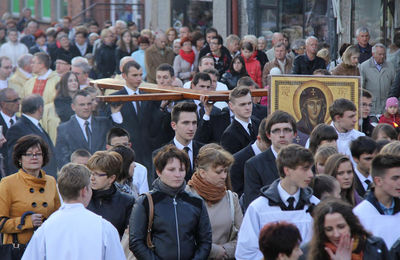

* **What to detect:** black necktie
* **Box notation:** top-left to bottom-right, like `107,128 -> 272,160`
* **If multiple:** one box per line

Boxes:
85,121 -> 92,151
9,118 -> 14,126
364,179 -> 372,190
248,123 -> 256,140
199,103 -> 205,119
37,123 -> 44,132
134,92 -> 141,115
183,147 -> 192,170
287,197 -> 295,210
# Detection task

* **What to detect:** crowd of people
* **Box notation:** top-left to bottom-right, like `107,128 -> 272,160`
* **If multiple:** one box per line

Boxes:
0,8 -> 400,260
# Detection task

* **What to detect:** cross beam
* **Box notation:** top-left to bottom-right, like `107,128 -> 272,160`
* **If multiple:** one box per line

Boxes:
90,78 -> 268,103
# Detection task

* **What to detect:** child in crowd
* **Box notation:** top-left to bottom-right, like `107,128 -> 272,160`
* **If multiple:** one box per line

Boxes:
314,144 -> 337,175
379,97 -> 400,128
241,41 -> 262,88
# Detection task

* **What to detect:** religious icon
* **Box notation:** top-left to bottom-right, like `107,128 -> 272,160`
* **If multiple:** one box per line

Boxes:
270,75 -> 360,132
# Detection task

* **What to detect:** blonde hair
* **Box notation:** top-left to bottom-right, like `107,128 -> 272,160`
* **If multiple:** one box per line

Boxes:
58,163 -> 91,200
196,144 -> 234,171
100,28 -> 112,40
314,145 -> 338,174
317,48 -> 330,63
342,45 -> 360,66
380,141 -> 400,155
86,151 -> 122,178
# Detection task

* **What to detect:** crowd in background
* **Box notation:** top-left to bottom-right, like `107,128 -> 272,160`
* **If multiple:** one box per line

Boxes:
0,7 -> 399,260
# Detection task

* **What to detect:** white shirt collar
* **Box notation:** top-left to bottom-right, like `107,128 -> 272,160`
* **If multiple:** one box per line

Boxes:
124,85 -> 140,95
37,69 -> 52,80
0,79 -> 8,89
23,114 -> 40,129
19,68 -> 32,79
75,115 -> 92,127
354,166 -> 372,191
271,145 -> 279,158
234,116 -> 251,134
173,137 -> 193,151
1,110 -> 16,128
251,141 -> 262,155
278,181 -> 300,208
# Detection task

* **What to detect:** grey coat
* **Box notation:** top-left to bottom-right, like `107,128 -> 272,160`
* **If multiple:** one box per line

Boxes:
360,57 -> 396,115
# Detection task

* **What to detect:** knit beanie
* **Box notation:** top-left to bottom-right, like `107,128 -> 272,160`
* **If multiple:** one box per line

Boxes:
386,97 -> 399,109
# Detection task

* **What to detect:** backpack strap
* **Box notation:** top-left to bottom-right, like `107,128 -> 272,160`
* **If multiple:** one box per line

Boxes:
144,192 -> 155,249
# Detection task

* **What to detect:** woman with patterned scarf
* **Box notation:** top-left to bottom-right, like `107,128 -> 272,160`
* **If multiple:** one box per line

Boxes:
302,198 -> 389,260
187,144 -> 243,260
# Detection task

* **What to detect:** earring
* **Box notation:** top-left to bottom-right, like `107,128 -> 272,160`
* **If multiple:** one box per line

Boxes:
19,161 -> 22,167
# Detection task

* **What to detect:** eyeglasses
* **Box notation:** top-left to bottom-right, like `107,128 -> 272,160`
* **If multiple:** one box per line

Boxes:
270,128 -> 293,135
91,171 -> 108,177
4,98 -> 21,103
23,153 -> 43,158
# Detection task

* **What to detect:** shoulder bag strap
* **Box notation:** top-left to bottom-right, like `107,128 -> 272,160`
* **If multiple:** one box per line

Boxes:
227,190 -> 235,225
144,192 -> 155,249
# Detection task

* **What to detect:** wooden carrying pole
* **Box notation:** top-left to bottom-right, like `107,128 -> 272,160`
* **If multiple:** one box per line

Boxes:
90,78 -> 268,103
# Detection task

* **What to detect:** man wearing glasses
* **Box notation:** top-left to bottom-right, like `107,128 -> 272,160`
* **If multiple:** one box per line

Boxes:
243,110 -> 297,210
0,88 -> 20,175
360,89 -> 375,137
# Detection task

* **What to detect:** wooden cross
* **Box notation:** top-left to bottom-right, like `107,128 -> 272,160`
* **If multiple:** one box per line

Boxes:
90,78 -> 268,103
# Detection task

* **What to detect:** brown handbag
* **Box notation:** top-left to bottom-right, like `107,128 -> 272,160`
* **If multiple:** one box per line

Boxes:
144,192 -> 155,249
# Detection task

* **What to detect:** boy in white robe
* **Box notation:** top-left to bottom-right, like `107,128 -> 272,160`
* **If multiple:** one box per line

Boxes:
353,153 -> 400,249
329,98 -> 365,163
22,163 -> 125,260
235,144 -> 319,260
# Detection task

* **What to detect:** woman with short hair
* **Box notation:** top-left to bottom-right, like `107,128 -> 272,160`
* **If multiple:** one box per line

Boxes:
129,144 -> 212,259
0,135 -> 60,245
86,150 -> 135,239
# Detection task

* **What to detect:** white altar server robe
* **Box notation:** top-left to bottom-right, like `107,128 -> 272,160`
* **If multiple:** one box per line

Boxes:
22,203 -> 125,260
354,200 -> 400,249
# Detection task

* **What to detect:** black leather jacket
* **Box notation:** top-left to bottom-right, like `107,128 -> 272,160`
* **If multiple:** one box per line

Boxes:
129,179 -> 212,260
87,184 -> 135,238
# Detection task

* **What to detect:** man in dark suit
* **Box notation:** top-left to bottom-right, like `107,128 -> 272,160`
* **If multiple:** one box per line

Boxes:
243,110 -> 297,210
56,89 -> 113,168
236,76 -> 268,122
6,95 -> 57,178
350,136 -> 377,198
110,60 -> 160,170
221,86 -> 259,155
0,88 -> 19,176
151,102 -> 203,185
230,117 -> 269,197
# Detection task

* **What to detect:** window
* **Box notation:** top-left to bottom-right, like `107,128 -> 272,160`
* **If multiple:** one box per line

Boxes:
172,0 -> 213,33
11,0 -> 20,16
42,0 -> 51,20
25,0 -> 35,16
353,0 -> 394,46
257,0 -> 328,43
